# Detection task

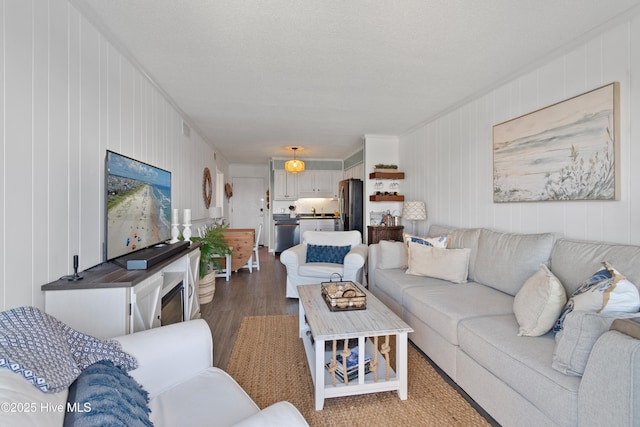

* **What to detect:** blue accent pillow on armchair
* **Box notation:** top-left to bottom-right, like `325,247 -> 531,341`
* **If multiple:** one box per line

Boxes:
306,244 -> 352,264
64,360 -> 152,427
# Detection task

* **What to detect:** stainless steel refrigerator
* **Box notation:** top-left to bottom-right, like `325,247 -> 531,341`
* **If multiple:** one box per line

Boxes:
338,179 -> 363,235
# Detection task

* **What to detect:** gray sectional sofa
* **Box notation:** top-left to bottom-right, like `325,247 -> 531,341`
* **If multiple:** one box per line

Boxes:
368,224 -> 640,427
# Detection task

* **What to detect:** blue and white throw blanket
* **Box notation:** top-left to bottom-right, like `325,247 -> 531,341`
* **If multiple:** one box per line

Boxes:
0,306 -> 137,393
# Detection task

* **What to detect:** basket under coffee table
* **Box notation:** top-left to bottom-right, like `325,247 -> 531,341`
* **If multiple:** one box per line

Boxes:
297,284 -> 413,410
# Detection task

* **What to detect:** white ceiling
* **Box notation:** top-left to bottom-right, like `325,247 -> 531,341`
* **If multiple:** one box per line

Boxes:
71,0 -> 640,165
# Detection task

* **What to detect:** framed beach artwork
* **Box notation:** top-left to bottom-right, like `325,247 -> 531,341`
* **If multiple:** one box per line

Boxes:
493,82 -> 620,202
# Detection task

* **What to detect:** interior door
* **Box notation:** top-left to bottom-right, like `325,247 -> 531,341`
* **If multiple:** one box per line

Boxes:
230,177 -> 265,245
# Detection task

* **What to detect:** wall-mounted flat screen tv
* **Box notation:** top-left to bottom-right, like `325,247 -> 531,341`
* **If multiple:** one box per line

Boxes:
105,150 -> 172,261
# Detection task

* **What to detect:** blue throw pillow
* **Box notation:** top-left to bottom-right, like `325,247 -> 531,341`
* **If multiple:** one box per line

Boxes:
306,244 -> 351,264
64,360 -> 152,427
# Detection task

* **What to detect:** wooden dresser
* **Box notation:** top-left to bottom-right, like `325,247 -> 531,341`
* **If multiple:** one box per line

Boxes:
367,225 -> 404,245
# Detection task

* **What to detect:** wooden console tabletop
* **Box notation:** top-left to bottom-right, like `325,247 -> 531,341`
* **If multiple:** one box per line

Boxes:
41,242 -> 200,291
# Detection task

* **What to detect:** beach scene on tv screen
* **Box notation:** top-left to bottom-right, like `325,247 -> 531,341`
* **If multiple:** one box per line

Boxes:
107,153 -> 171,260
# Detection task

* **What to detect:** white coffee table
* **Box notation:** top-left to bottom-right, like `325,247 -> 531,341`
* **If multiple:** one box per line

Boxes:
297,284 -> 413,410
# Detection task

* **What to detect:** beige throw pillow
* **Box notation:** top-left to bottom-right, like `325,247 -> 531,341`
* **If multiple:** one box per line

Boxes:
513,265 -> 567,337
405,242 -> 470,283
401,232 -> 450,269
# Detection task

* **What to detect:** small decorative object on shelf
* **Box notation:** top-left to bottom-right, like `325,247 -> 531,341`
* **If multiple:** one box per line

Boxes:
373,163 -> 398,173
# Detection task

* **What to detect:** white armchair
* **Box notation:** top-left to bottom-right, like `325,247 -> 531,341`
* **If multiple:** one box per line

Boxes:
0,318 -> 308,427
280,230 -> 368,298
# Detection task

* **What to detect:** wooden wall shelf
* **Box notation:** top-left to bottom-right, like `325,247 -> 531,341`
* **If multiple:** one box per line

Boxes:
369,172 -> 405,179
370,195 -> 404,202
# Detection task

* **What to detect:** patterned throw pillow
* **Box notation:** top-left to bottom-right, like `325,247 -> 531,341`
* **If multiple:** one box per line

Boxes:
306,244 -> 351,264
553,261 -> 640,333
403,232 -> 449,249
0,307 -> 137,393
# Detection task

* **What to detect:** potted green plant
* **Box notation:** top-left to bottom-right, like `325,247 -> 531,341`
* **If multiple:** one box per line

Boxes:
192,225 -> 232,304
374,163 -> 399,172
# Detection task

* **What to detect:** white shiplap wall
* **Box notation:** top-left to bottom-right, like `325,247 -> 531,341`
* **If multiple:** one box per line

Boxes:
400,15 -> 640,244
0,1 -> 225,311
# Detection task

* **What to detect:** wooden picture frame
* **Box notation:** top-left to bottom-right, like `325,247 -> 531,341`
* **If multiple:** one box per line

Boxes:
493,82 -> 620,202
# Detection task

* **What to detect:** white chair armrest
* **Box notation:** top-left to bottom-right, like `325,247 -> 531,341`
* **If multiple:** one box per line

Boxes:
343,244 -> 368,282
280,244 -> 307,268
114,319 -> 213,397
232,401 -> 309,427
344,244 -> 367,265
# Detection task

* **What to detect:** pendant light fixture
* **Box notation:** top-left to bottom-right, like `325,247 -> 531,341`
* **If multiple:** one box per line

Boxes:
284,146 -> 305,173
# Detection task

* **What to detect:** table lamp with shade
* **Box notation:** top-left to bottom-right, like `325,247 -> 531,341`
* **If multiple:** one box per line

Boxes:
402,201 -> 427,234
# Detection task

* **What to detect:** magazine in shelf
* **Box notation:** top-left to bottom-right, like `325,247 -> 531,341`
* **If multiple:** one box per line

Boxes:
325,346 -> 372,383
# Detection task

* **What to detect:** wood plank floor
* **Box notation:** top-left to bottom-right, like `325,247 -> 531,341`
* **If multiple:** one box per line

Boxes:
199,247 -> 298,369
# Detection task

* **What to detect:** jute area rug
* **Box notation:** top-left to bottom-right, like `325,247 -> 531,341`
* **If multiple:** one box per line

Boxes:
226,315 -> 491,427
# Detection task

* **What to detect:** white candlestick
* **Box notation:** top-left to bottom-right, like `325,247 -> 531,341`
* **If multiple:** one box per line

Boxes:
183,209 -> 191,225
170,224 -> 180,243
182,224 -> 192,243
172,208 -> 179,225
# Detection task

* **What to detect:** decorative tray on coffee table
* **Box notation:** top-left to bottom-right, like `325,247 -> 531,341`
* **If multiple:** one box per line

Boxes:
320,278 -> 366,312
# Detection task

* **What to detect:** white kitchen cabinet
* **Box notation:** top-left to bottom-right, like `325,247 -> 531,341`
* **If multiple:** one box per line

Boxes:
299,219 -> 315,238
300,218 -> 336,237
317,218 -> 336,231
330,170 -> 343,198
274,169 -> 297,200
296,171 -> 316,197
297,170 -> 342,198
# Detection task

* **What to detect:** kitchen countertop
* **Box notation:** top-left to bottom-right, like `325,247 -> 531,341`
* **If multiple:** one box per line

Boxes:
298,215 -> 338,219
274,213 -> 338,219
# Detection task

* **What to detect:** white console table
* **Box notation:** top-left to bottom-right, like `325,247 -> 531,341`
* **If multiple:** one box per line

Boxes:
41,244 -> 201,339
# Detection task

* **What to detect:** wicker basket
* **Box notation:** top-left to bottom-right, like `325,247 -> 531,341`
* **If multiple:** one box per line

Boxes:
198,271 -> 216,304
321,279 -> 366,311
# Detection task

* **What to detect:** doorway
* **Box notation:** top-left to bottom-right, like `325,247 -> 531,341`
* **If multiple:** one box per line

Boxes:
230,177 -> 265,246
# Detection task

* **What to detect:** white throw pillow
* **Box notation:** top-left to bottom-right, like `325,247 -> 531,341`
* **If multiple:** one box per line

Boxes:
552,311 -> 640,376
405,243 -> 470,284
377,240 -> 406,269
514,265 -> 567,337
